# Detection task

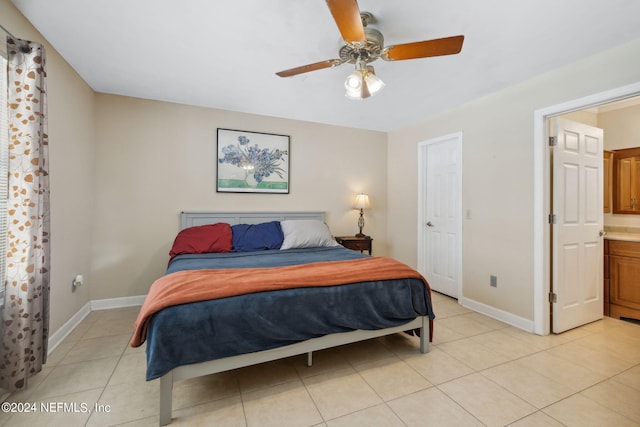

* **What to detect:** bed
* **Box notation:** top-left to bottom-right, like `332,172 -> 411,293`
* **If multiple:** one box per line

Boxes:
131,211 -> 434,426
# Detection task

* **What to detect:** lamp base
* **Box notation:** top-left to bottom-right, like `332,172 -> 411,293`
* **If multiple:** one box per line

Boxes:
356,209 -> 366,239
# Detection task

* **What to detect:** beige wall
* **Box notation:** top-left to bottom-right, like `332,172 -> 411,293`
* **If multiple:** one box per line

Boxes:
600,104 -> 640,150
1,0 -> 97,334
599,104 -> 640,228
388,39 -> 640,322
560,110 -> 598,127
90,95 -> 387,300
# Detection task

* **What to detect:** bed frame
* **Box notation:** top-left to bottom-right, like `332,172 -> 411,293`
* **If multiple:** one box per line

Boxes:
158,211 -> 430,426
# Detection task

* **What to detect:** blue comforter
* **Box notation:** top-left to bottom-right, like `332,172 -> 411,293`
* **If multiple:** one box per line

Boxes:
145,246 -> 434,380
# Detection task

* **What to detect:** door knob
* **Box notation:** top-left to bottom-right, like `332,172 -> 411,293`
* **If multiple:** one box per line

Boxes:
426,221 -> 433,227
599,230 -> 606,237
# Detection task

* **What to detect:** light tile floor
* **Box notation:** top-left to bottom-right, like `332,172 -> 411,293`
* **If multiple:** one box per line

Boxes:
1,292 -> 639,426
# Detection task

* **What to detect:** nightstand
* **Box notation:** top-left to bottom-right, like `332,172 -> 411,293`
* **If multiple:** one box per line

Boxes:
335,236 -> 373,255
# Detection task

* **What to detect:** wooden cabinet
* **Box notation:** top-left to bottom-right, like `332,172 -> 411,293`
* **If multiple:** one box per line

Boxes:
604,150 -> 613,213
613,147 -> 640,214
607,239 -> 640,321
617,156 -> 640,211
335,236 -> 372,255
604,239 -> 610,316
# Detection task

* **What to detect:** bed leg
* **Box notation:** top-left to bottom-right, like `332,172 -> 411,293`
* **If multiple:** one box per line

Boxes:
307,351 -> 313,367
420,316 -> 430,354
159,372 -> 173,426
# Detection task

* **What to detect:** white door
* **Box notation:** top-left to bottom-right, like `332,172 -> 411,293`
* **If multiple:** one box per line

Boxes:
552,118 -> 604,333
418,133 -> 462,298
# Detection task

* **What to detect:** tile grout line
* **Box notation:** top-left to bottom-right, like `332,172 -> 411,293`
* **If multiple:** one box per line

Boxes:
82,335 -> 132,426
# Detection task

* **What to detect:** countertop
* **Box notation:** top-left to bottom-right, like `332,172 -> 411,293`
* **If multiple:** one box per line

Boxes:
604,232 -> 640,242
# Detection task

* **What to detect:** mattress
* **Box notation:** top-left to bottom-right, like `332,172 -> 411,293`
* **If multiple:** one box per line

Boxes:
144,246 -> 434,380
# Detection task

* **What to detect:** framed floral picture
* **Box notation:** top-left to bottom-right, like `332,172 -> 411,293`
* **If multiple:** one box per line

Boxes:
217,128 -> 290,193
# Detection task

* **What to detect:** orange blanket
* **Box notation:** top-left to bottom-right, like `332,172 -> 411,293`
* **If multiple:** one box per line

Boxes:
130,256 -> 431,347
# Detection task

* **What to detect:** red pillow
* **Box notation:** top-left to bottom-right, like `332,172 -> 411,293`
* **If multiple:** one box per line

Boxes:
169,223 -> 232,259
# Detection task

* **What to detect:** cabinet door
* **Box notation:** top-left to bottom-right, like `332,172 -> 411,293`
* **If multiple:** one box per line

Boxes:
619,158 -> 634,211
609,255 -> 640,311
603,151 -> 612,213
614,151 -> 640,214
634,157 -> 640,211
604,240 -> 609,316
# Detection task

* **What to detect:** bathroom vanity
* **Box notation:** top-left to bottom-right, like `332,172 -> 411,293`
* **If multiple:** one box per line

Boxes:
604,232 -> 640,322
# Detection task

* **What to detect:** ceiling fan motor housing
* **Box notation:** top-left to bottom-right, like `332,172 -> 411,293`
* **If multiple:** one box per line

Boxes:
339,26 -> 384,64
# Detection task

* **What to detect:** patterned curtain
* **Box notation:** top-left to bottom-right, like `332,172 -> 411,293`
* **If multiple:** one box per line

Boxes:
0,36 -> 50,391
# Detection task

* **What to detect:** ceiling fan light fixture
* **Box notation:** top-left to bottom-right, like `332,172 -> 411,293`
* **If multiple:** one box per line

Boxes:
345,70 -> 363,90
344,71 -> 385,101
364,66 -> 385,95
344,71 -> 364,99
344,63 -> 384,100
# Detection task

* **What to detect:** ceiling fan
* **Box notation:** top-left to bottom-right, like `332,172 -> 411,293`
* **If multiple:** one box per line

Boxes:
275,0 -> 465,100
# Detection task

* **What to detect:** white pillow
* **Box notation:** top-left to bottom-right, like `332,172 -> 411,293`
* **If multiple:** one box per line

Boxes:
280,220 -> 341,250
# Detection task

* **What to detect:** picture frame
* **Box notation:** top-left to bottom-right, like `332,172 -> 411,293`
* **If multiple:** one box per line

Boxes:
216,128 -> 290,193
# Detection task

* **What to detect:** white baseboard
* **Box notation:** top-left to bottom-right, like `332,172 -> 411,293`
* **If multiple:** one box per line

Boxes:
90,295 -> 146,311
460,296 -> 536,334
48,295 -> 145,355
47,301 -> 91,354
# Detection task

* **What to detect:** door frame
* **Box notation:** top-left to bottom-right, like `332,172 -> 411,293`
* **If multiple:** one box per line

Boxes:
417,132 -> 463,299
533,81 -> 640,335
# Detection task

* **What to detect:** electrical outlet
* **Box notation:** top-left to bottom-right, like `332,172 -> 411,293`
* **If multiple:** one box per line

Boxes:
72,274 -> 83,292
490,275 -> 497,287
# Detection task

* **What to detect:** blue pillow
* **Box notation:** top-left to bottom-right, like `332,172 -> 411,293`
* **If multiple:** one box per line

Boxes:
231,221 -> 284,252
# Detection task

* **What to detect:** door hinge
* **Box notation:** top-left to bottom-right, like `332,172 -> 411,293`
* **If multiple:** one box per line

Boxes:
549,292 -> 557,303
548,214 -> 556,224
549,136 -> 557,147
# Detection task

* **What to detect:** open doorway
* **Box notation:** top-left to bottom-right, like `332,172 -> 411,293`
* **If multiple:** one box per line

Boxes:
533,82 -> 640,335
554,96 -> 640,328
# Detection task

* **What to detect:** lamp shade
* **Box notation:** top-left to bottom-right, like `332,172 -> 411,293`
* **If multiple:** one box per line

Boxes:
364,71 -> 385,95
344,61 -> 385,100
353,193 -> 370,209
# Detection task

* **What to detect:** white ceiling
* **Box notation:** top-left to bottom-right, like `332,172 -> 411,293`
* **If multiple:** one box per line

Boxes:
10,0 -> 640,132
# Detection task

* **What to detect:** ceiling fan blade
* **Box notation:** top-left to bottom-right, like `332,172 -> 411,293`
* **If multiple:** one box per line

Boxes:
325,0 -> 366,44
382,35 -> 464,61
276,59 -> 343,78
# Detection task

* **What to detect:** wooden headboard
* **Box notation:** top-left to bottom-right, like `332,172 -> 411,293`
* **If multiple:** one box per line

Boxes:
180,211 -> 326,229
